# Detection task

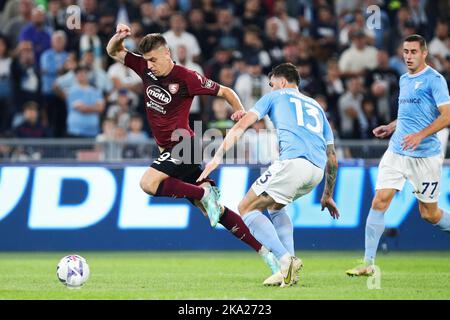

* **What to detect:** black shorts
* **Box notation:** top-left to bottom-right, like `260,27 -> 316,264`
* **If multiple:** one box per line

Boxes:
151,137 -> 215,187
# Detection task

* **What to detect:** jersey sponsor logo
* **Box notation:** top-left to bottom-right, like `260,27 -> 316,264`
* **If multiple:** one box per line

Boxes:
146,85 -> 172,105
168,83 -> 179,94
399,98 -> 422,104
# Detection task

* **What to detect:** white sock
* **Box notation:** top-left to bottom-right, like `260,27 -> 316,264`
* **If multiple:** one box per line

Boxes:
434,210 -> 450,233
268,207 -> 295,256
364,209 -> 385,266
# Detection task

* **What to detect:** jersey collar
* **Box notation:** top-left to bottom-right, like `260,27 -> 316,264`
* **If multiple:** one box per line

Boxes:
407,65 -> 429,78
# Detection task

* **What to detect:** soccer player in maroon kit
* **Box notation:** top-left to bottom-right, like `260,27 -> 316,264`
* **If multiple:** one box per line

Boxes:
106,24 -> 280,279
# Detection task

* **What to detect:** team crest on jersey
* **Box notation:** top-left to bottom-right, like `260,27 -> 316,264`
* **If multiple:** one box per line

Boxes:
414,81 -> 423,90
202,79 -> 215,89
168,83 -> 179,94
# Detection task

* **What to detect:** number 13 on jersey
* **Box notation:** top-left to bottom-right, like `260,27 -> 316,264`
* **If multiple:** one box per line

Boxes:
290,97 -> 322,134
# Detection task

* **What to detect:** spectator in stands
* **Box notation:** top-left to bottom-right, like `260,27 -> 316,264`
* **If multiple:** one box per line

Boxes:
19,6 -> 51,64
53,52 -> 78,100
176,44 -> 204,125
215,7 -> 241,50
323,58 -> 345,124
127,113 -> 149,144
360,96 -> 380,139
66,66 -> 105,138
267,0 -> 300,43
280,41 -> 299,65
263,18 -> 284,67
2,0 -> 34,49
81,0 -> 99,22
153,2 -> 172,32
203,46 -> 233,82
40,31 -> 69,137
241,0 -> 265,31
296,59 -> 325,97
187,8 -> 215,62
123,113 -> 151,159
339,9 -> 376,49
80,50 -> 113,96
207,98 -> 234,137
338,76 -> 365,139
0,35 -> 12,134
315,94 -> 339,137
240,26 -> 271,70
139,2 -> 163,35
310,5 -> 338,60
14,101 -> 48,138
46,0 -> 67,32
79,14 -> 103,70
429,19 -> 450,72
11,41 -> 40,127
364,50 -> 399,124
106,88 -> 131,130
234,56 -> 271,112
163,12 -> 201,64
338,29 -> 378,77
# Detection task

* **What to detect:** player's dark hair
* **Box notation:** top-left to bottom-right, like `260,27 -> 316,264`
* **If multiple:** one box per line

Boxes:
138,33 -> 167,54
404,34 -> 427,51
268,63 -> 300,86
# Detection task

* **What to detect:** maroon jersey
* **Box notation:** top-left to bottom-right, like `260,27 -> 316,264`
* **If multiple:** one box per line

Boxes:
124,51 -> 220,148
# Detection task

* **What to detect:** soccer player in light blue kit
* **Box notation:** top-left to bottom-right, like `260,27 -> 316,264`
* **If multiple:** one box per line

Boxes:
198,63 -> 340,286
347,34 -> 450,276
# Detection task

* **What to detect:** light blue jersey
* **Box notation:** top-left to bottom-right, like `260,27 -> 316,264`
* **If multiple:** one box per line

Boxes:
249,88 -> 334,169
390,66 -> 450,157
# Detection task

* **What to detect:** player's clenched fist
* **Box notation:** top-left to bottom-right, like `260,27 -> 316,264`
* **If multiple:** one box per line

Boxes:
116,23 -> 131,39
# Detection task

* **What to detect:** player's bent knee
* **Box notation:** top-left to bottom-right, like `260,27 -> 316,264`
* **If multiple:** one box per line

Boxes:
139,178 -> 159,196
418,204 -> 440,224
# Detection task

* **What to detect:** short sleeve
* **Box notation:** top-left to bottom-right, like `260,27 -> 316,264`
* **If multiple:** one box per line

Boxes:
124,51 -> 147,79
186,70 -> 220,96
249,93 -> 274,120
431,75 -> 450,107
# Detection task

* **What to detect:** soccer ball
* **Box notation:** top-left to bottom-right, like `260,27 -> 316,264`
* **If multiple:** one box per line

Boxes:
56,255 -> 90,289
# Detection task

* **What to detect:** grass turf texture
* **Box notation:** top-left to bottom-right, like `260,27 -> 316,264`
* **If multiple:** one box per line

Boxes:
0,251 -> 449,300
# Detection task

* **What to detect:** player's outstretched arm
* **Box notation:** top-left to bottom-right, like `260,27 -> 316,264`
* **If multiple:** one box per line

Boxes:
197,112 -> 258,182
217,85 -> 246,121
106,23 -> 131,64
402,104 -> 450,151
320,144 -> 340,219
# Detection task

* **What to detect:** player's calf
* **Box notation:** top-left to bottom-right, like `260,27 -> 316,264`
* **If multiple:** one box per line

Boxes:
418,202 -> 442,224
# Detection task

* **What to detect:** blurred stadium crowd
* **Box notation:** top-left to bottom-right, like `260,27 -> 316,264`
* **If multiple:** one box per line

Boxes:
0,0 -> 449,153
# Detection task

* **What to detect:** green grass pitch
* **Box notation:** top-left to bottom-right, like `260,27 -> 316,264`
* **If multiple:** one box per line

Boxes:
0,251 -> 449,300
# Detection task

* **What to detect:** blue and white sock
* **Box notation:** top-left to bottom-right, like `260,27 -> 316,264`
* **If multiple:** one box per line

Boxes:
364,209 -> 385,266
242,210 -> 289,260
268,207 -> 295,256
434,210 -> 450,233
